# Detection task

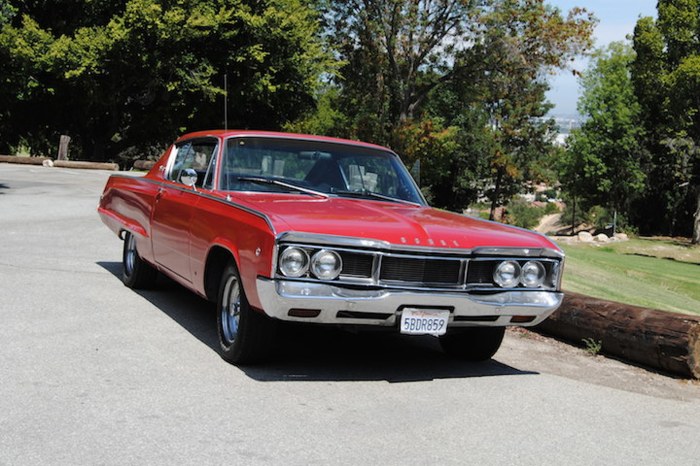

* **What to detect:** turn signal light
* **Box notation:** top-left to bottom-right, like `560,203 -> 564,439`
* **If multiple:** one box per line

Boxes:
510,315 -> 536,324
288,308 -> 321,318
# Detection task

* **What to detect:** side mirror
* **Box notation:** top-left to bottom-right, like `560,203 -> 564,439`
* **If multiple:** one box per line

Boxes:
180,168 -> 198,189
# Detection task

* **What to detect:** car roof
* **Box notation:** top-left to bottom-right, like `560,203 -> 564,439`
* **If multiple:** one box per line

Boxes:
175,130 -> 393,153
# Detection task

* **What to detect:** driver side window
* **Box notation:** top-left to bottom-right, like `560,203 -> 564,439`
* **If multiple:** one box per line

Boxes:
168,142 -> 194,183
167,140 -> 218,188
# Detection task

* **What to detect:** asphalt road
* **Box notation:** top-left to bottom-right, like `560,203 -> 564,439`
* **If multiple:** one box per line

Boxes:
1,163 -> 699,465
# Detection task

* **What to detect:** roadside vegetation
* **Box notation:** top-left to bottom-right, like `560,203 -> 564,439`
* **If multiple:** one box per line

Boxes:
0,1 -> 698,304
560,238 -> 700,315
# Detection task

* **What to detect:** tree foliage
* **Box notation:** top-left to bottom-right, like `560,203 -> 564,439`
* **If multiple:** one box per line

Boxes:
562,43 -> 645,219
309,0 -> 595,212
2,0 -> 601,223
628,0 -> 700,241
558,1 -> 700,242
0,0 -> 335,163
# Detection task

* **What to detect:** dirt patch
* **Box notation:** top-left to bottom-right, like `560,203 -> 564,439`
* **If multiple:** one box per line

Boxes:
502,327 -> 700,402
534,213 -> 562,234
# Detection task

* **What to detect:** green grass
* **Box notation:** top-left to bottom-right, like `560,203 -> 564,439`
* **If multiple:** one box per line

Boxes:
559,238 -> 700,316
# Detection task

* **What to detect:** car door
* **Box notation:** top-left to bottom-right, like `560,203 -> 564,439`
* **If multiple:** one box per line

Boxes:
151,138 -> 218,283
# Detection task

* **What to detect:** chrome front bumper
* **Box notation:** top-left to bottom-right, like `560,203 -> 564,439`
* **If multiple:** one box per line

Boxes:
256,278 -> 563,328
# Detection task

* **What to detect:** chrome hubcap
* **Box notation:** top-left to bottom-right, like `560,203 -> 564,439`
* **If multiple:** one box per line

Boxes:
221,275 -> 241,345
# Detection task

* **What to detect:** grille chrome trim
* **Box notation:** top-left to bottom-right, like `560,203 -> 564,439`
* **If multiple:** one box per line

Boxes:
276,240 -> 563,292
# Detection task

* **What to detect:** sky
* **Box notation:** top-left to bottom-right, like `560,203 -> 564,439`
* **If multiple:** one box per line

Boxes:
546,0 -> 658,116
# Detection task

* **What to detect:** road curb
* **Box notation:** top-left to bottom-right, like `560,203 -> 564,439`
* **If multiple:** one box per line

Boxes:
534,292 -> 700,379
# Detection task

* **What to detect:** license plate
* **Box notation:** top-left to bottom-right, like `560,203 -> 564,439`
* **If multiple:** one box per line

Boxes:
400,308 -> 450,336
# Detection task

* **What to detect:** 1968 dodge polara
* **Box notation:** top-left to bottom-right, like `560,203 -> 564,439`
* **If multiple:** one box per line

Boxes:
98,130 -> 564,364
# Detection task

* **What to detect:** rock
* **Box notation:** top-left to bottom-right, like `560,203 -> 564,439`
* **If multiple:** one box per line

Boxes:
578,231 -> 594,243
614,233 -> 629,241
595,233 -> 609,243
42,159 -> 54,168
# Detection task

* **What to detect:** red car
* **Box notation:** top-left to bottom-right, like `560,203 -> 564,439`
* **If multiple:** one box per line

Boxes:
98,130 -> 564,364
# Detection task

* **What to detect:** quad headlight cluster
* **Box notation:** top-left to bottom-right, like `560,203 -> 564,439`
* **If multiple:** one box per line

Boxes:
279,247 -> 343,280
493,260 -> 547,288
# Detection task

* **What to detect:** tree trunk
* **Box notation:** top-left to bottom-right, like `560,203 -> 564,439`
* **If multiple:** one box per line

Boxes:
693,189 -> 700,244
571,195 -> 576,236
535,292 -> 700,379
489,171 -> 502,221
57,135 -> 71,161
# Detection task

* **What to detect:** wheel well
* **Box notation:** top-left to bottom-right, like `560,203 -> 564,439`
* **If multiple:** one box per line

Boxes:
204,246 -> 235,302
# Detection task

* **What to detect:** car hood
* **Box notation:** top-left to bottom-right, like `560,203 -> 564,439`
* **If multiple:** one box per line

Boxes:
228,193 -> 560,252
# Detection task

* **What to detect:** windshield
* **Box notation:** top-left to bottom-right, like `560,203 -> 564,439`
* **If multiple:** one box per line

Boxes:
220,137 -> 425,205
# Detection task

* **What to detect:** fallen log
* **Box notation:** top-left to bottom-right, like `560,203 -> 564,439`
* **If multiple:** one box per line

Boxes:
535,292 -> 700,379
53,160 -> 119,171
0,155 -> 51,165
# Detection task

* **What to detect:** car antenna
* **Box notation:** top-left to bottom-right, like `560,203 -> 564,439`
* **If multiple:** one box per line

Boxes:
224,73 -> 228,130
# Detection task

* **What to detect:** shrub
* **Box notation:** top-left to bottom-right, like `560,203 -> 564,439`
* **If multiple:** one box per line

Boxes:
507,199 -> 545,229
544,202 -> 560,215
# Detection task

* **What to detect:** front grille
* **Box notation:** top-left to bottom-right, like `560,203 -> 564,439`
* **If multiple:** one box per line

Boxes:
467,261 -> 496,284
279,241 -> 560,291
338,251 -> 373,278
380,256 -> 462,285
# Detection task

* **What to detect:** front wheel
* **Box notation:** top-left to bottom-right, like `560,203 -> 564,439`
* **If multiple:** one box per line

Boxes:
217,261 -> 276,364
122,231 -> 158,289
439,327 -> 505,361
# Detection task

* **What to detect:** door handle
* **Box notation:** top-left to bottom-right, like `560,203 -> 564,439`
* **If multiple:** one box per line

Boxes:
155,188 -> 164,201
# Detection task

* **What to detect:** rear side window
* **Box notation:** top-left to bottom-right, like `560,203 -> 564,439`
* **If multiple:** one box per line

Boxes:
168,139 -> 218,188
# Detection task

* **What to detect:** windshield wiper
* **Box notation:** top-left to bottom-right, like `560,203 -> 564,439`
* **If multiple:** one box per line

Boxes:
236,176 -> 328,198
332,189 -> 421,207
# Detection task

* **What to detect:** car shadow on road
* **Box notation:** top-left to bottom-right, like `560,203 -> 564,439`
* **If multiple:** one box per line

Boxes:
98,261 -> 539,383
246,327 -> 539,383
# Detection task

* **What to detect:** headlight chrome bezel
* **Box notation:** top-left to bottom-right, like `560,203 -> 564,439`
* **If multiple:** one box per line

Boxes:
278,247 -> 310,278
493,259 -> 549,289
310,249 -> 343,280
278,246 -> 343,280
520,260 -> 547,288
493,260 -> 522,288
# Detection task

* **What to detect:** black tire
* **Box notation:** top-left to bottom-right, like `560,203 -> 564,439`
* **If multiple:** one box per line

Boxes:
439,327 -> 505,361
217,261 -> 276,364
122,231 -> 158,289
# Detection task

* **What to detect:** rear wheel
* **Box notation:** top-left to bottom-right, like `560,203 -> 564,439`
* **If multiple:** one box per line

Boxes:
122,231 -> 158,289
439,327 -> 505,361
217,261 -> 276,364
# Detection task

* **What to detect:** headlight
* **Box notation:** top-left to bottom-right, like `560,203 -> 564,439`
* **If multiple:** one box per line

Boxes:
310,249 -> 342,280
493,261 -> 521,288
520,261 -> 546,288
279,247 -> 309,278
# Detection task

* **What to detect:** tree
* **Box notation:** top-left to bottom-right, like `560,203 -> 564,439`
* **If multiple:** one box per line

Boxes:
630,0 -> 700,241
319,0 -> 594,213
562,42 -> 646,222
0,0 -> 336,163
325,0 -> 483,145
